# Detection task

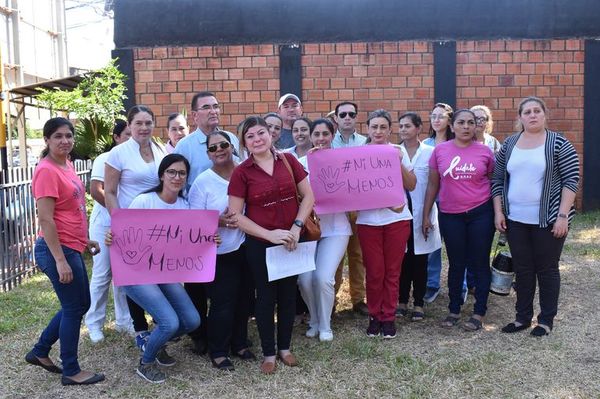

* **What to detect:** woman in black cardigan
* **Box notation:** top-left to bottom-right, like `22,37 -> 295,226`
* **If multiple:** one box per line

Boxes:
491,96 -> 579,337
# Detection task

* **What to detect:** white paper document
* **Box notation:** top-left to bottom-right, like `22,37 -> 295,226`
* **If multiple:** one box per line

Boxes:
265,241 -> 317,282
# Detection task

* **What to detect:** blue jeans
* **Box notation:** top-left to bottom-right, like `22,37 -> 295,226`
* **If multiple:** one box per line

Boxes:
124,283 -> 200,364
32,237 -> 91,377
439,200 -> 495,316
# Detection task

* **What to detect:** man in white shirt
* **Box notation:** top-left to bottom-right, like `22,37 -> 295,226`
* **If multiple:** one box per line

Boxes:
275,93 -> 302,150
331,101 -> 369,315
173,91 -> 239,356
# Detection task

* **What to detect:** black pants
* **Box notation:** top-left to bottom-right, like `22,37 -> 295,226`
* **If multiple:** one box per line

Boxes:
127,296 -> 149,332
245,236 -> 297,357
398,222 -> 428,308
206,246 -> 251,359
506,220 -> 565,329
184,282 -> 208,342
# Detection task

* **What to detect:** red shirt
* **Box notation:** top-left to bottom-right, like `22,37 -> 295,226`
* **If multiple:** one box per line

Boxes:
32,158 -> 88,252
228,152 -> 308,237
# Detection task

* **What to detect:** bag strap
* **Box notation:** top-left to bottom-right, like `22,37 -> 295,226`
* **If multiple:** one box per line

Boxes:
279,152 -> 301,203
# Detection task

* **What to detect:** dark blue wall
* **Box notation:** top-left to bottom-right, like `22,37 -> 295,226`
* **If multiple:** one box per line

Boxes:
114,0 -> 600,48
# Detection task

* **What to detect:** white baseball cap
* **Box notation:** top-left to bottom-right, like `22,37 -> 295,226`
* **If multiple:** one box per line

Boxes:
278,93 -> 301,108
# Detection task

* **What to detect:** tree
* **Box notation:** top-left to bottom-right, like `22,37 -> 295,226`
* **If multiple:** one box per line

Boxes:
36,59 -> 127,159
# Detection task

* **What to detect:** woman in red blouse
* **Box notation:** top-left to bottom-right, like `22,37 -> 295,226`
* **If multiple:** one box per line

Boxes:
228,116 -> 314,374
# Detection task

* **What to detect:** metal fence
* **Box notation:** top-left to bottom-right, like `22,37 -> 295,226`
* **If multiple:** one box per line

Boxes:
0,159 -> 92,292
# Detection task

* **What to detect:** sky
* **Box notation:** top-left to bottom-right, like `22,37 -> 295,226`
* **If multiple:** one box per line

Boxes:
65,0 -> 113,71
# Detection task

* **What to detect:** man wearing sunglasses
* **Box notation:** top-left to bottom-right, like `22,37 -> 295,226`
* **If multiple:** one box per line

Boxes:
173,91 -> 240,357
174,91 -> 240,189
275,93 -> 303,150
331,101 -> 369,316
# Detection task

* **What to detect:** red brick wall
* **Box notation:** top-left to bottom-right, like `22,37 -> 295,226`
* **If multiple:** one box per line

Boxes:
132,39 -> 584,205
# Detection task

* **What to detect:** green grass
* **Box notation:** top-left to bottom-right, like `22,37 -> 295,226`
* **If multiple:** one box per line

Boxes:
1,212 -> 599,398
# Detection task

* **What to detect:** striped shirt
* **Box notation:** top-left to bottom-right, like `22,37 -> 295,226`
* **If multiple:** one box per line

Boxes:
491,130 -> 579,227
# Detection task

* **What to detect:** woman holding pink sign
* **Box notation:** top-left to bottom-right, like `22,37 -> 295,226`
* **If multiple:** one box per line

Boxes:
357,109 -> 416,339
297,118 -> 351,342
107,154 -> 201,384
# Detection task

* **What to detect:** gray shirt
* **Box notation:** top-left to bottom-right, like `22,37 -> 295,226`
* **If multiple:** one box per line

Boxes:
274,128 -> 295,150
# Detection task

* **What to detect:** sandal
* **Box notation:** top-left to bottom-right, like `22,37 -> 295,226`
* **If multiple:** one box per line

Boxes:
463,317 -> 483,331
440,315 -> 460,328
410,311 -> 425,322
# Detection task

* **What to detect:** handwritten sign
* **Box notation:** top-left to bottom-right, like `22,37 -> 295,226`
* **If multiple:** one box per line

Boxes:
110,209 -> 219,286
307,145 -> 405,214
265,241 -> 317,282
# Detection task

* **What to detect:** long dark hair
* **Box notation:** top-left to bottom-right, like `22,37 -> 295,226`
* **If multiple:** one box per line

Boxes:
144,153 -> 190,198
40,117 -> 75,158
109,119 -> 128,149
428,103 -> 455,140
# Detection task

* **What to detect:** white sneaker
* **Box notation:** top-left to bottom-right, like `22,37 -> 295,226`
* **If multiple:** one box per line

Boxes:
319,331 -> 333,342
115,324 -> 136,337
305,327 -> 319,338
89,329 -> 105,343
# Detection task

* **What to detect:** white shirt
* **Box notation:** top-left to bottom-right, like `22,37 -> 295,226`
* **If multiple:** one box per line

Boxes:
129,192 -> 189,210
188,168 -> 245,254
332,131 -> 367,148
401,142 -> 442,255
356,145 -> 413,226
174,128 -> 240,189
299,155 -> 351,237
106,138 -> 166,210
507,144 -> 546,224
89,152 -> 111,227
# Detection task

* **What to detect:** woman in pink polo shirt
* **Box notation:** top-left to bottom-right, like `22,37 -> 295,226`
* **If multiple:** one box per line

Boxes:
422,109 -> 495,331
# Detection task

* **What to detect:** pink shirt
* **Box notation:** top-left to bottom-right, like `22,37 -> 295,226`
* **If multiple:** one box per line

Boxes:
32,158 -> 88,252
429,140 -> 495,214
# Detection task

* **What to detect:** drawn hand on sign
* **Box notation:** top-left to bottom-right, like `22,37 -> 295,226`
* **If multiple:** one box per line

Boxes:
317,166 -> 345,193
115,227 -> 152,265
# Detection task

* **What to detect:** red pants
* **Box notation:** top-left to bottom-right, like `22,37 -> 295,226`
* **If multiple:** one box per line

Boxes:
357,220 -> 411,322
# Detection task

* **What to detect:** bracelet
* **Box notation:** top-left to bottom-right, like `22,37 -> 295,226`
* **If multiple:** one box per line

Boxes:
558,213 -> 568,219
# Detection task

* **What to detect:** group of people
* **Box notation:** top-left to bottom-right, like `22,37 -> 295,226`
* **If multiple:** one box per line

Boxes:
25,92 -> 579,385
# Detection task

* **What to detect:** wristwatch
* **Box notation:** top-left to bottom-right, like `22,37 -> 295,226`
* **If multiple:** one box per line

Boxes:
558,213 -> 568,219
293,219 -> 304,228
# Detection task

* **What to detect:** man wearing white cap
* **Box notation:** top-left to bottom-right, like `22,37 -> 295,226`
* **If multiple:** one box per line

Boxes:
275,93 -> 302,149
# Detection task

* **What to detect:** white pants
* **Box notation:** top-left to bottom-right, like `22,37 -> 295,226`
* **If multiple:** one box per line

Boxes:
84,223 -> 132,331
298,235 -> 349,334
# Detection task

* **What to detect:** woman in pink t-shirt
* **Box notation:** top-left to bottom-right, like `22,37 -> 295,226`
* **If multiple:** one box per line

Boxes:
422,109 -> 495,332
27,117 -> 104,386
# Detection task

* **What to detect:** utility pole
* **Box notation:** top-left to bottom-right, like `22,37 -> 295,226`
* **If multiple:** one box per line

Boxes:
0,50 -> 8,176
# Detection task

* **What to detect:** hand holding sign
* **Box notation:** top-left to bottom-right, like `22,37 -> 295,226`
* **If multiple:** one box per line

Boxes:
317,166 -> 345,193
115,227 -> 152,265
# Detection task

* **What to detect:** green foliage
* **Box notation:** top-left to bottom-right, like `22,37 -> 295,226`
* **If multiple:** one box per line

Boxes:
36,59 -> 127,159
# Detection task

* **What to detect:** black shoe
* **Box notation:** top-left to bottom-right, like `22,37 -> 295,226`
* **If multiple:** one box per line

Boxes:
530,325 -> 550,337
501,322 -> 531,333
191,338 -> 208,355
211,357 -> 235,371
232,349 -> 257,361
352,301 -> 369,316
61,373 -> 105,386
25,351 -> 63,374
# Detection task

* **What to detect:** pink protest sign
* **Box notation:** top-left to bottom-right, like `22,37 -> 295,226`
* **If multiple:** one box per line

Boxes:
307,145 -> 405,214
109,209 -> 219,286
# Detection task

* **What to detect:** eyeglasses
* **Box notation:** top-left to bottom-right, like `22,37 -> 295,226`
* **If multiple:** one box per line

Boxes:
338,112 -> 357,119
164,169 -> 187,179
194,104 -> 220,111
475,117 -> 488,125
430,114 -> 448,121
207,141 -> 230,152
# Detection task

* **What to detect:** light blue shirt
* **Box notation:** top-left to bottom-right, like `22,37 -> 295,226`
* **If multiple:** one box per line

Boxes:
332,131 -> 367,148
173,127 -> 240,189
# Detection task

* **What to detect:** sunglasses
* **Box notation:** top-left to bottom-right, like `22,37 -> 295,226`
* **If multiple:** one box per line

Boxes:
338,112 -> 357,119
208,141 -> 231,152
